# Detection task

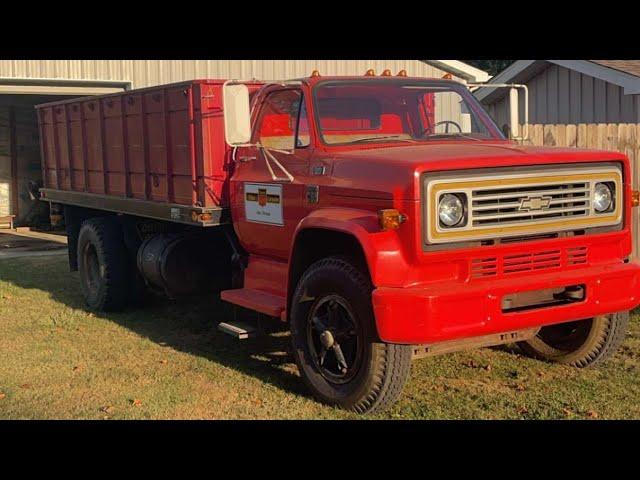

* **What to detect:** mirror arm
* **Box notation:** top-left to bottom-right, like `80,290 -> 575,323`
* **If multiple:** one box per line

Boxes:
259,145 -> 295,183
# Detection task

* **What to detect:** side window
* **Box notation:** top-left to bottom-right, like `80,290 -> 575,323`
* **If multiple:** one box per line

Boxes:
256,89 -> 309,150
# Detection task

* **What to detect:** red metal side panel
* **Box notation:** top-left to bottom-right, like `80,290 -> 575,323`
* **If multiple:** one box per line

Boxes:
37,79 -> 265,210
39,107 -> 57,189
81,99 -> 104,194
102,96 -> 126,196
198,81 -> 228,207
123,91 -> 146,199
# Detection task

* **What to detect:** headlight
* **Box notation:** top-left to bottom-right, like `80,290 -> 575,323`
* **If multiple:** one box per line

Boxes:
438,193 -> 466,227
593,183 -> 613,213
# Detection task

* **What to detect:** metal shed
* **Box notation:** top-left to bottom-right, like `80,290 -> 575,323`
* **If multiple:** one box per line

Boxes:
474,60 -> 640,255
0,59 -> 487,226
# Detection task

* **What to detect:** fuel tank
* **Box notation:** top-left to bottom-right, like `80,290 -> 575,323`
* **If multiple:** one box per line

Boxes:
137,231 -> 233,298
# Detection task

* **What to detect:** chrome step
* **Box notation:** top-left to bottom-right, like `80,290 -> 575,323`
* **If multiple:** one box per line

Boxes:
217,320 -> 259,340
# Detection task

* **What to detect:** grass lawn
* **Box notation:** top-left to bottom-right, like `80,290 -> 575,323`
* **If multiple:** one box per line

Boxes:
1,254 -> 639,420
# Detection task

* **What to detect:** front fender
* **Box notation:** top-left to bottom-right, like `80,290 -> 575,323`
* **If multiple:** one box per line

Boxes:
293,208 -> 410,287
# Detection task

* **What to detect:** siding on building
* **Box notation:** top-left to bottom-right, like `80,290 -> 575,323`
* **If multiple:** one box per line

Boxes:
0,60 -> 458,88
485,63 -> 640,129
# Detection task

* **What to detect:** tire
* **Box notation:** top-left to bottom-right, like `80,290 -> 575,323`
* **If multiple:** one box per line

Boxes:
517,312 -> 629,368
290,256 -> 412,414
77,217 -> 129,312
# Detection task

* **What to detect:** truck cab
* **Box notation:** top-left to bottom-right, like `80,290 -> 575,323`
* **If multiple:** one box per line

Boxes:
222,72 -> 639,412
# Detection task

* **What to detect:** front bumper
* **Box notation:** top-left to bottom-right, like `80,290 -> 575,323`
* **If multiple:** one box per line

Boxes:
372,261 -> 640,344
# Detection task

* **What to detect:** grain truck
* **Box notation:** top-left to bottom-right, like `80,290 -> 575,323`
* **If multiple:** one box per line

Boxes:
36,71 -> 640,414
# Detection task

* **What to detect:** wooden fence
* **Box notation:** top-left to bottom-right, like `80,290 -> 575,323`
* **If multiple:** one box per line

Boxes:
522,123 -> 640,257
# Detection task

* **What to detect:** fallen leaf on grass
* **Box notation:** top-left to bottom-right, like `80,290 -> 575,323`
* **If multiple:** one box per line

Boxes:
483,364 -> 492,372
20,383 -> 32,389
101,405 -> 114,414
131,399 -> 142,407
562,408 -> 573,417
72,365 -> 82,372
463,360 -> 478,368
586,410 -> 599,419
0,393 -> 6,400
518,407 -> 529,415
159,359 -> 168,365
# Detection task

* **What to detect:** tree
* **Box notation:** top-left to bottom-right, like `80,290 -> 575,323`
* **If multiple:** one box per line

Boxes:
465,60 -> 515,77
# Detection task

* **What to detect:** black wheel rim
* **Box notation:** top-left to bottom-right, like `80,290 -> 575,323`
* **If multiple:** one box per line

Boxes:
306,295 -> 363,384
82,243 -> 101,297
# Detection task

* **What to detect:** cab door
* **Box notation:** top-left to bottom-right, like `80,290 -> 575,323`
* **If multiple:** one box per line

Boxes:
230,87 -> 313,259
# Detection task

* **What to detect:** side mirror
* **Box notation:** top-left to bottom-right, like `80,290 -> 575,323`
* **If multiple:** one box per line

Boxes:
223,83 -> 252,146
508,87 -> 520,139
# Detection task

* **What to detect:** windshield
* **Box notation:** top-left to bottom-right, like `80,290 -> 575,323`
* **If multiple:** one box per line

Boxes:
312,80 -> 504,146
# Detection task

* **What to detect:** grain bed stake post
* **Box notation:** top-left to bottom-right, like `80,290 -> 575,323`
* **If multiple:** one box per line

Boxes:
36,73 -> 640,414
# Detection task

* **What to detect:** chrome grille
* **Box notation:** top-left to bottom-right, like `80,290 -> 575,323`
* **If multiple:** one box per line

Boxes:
424,165 -> 623,245
471,182 -> 590,227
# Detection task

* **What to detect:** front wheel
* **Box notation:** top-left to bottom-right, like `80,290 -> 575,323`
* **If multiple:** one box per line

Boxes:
290,257 -> 412,414
517,312 -> 629,368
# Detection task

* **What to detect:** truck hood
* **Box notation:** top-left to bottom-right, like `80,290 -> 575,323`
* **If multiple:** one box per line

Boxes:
328,142 -> 627,201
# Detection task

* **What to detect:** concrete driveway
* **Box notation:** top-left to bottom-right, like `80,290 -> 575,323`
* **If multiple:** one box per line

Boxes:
0,228 -> 67,259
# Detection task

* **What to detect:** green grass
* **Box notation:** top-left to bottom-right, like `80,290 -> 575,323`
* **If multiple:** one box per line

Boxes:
1,255 -> 639,419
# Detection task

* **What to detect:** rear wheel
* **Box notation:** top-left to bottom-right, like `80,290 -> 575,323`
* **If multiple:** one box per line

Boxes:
517,312 -> 629,367
290,256 -> 412,414
77,217 -> 129,312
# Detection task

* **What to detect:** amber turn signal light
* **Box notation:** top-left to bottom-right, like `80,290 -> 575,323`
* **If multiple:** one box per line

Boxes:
632,190 -> 640,207
192,211 -> 213,222
378,209 -> 407,231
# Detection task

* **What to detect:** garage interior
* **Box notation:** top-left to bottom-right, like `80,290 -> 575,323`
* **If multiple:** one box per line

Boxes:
0,94 -> 75,227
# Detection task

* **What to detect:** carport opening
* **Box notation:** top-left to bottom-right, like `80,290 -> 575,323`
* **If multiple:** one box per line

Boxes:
0,94 -> 82,228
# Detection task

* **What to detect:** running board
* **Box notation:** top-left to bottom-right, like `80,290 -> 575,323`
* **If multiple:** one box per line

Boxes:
220,288 -> 285,318
218,320 -> 258,340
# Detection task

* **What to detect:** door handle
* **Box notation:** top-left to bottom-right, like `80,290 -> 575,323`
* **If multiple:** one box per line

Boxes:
238,156 -> 256,163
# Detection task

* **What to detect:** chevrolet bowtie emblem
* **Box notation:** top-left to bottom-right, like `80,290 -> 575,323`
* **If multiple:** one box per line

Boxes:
519,195 -> 552,211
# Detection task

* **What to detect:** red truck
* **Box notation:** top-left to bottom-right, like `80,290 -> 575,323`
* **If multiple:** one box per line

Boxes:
36,71 -> 640,414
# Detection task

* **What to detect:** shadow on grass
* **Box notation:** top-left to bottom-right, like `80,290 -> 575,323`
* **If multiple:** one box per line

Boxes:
0,256 -> 311,400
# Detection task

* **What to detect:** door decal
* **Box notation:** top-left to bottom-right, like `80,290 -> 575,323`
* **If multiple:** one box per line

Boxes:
244,183 -> 284,225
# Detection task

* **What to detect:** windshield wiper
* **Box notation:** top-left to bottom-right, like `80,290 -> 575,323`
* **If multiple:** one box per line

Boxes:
423,133 -> 484,142
347,135 -> 417,144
